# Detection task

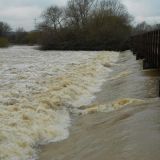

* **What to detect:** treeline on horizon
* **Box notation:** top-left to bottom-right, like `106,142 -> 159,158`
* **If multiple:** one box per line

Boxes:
0,0 -> 160,50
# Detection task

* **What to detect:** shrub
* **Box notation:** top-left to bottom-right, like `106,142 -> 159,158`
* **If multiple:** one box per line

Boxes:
26,31 -> 40,45
38,0 -> 133,51
0,37 -> 9,48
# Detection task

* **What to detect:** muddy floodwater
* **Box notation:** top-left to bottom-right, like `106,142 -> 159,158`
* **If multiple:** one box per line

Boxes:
0,46 -> 160,160
39,51 -> 160,160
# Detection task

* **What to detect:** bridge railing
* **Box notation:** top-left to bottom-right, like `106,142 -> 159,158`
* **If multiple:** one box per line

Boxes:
131,29 -> 160,69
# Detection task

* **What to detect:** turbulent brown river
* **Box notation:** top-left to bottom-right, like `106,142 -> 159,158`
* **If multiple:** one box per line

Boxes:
0,46 -> 160,160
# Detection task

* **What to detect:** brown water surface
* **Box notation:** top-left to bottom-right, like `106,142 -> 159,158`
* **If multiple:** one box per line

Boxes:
39,51 -> 160,160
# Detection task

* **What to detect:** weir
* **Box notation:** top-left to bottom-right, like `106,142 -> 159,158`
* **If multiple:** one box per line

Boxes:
131,29 -> 160,96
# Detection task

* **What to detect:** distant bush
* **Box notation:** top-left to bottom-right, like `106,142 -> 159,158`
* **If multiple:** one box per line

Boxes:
0,37 -> 9,48
38,0 -> 133,51
26,31 -> 40,45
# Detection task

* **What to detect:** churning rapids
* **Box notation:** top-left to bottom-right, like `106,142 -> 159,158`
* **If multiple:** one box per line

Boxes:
1,46 -> 160,160
39,49 -> 160,160
0,46 -> 119,160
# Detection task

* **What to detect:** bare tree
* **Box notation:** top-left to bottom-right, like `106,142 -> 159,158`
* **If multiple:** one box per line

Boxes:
0,22 -> 11,37
42,6 -> 64,30
38,0 -> 133,50
14,27 -> 28,44
133,21 -> 152,35
153,23 -> 160,30
97,0 -> 132,24
65,0 -> 95,27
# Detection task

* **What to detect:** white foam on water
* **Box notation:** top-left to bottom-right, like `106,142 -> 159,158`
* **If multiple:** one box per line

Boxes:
0,46 -> 119,160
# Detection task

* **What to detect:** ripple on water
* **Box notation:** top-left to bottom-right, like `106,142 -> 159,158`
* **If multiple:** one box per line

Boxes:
0,46 -> 119,160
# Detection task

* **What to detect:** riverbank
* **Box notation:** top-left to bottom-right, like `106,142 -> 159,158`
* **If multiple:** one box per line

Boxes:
39,51 -> 160,160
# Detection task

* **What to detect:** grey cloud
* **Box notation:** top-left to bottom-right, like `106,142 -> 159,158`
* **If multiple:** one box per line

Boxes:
122,0 -> 160,24
0,0 -> 68,30
0,0 -> 159,30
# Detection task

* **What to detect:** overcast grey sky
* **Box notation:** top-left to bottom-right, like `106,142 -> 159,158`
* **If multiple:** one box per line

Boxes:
0,0 -> 159,31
